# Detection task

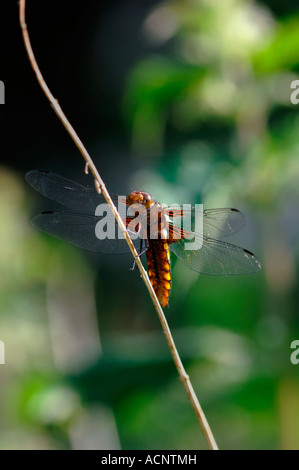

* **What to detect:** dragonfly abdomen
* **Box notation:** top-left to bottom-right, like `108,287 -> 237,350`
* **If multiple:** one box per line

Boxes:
146,240 -> 171,308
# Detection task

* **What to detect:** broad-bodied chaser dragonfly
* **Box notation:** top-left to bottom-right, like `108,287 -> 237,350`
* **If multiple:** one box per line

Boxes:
26,170 -> 261,307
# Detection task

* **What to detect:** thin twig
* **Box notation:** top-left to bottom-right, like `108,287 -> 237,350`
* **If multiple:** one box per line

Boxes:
19,0 -> 218,450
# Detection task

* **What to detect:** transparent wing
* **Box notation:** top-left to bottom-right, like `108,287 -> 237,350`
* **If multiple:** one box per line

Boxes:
31,211 -> 141,254
170,237 -> 261,275
25,169 -> 123,214
203,208 -> 246,238
165,207 -> 246,239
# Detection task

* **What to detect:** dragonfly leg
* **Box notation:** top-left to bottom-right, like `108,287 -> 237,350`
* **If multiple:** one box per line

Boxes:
130,239 -> 148,271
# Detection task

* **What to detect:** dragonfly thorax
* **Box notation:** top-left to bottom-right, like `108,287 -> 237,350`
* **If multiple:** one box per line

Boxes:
147,203 -> 170,240
126,194 -> 170,241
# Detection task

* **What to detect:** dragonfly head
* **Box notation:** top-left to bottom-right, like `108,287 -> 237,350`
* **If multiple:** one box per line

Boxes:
127,191 -> 153,209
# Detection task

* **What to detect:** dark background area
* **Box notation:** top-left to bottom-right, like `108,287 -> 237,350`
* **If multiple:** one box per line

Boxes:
1,0 -> 162,186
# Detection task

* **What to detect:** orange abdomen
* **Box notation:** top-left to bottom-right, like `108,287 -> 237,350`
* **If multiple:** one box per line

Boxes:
146,240 -> 171,308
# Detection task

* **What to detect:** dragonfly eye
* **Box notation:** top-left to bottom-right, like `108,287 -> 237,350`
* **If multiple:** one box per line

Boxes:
141,192 -> 152,203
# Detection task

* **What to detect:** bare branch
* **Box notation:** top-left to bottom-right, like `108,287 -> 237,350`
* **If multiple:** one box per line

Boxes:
19,0 -> 218,450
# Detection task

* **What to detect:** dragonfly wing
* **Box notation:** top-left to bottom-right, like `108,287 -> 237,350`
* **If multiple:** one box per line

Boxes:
25,169 -> 122,214
166,207 -> 246,239
169,237 -> 261,275
31,211 -> 141,254
203,208 -> 246,238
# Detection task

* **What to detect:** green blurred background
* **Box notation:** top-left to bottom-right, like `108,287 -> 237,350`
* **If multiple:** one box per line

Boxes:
1,0 -> 299,449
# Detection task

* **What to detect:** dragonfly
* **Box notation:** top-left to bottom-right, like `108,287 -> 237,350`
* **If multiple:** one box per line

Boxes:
25,169 -> 261,307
